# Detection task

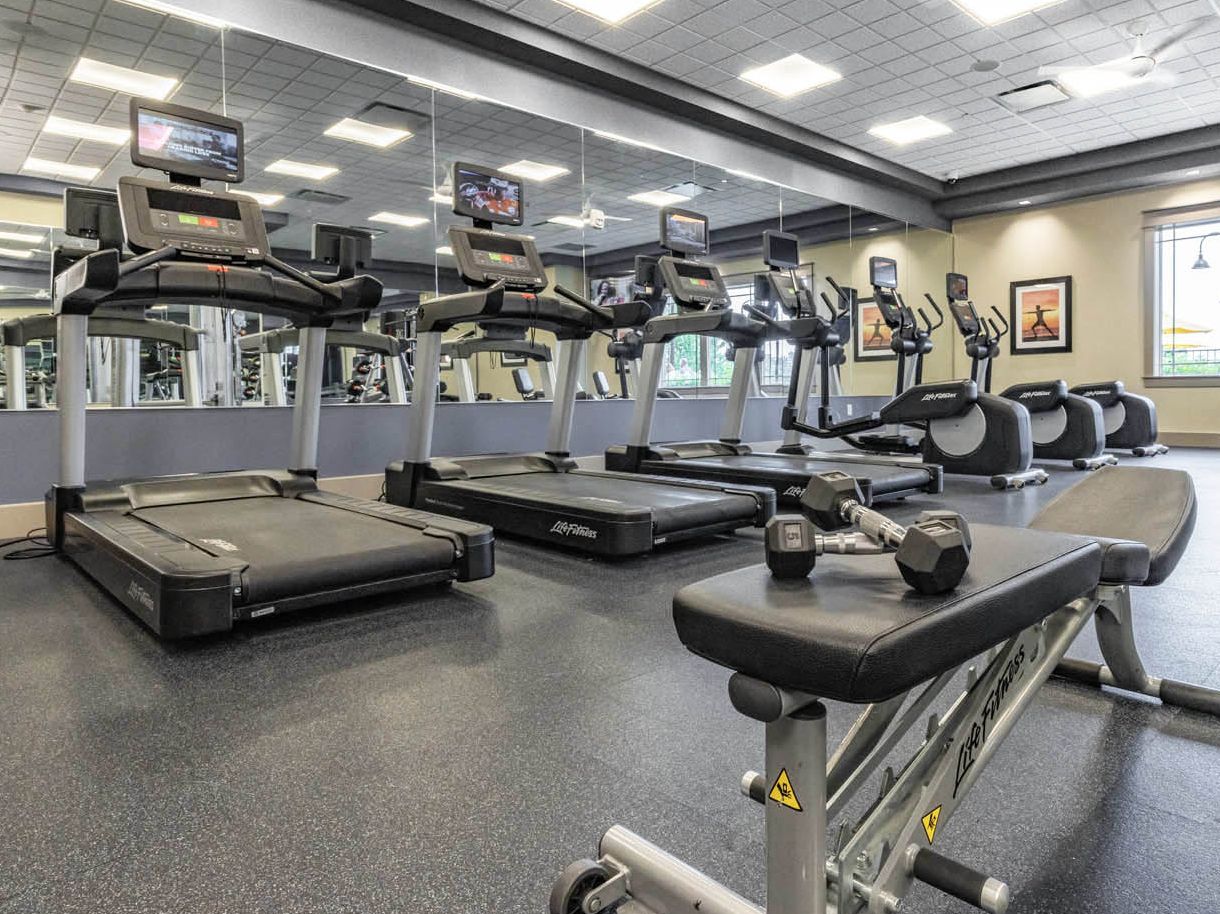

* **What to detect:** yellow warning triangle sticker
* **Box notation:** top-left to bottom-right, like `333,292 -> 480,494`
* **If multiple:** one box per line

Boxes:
921,805 -> 942,843
768,768 -> 802,812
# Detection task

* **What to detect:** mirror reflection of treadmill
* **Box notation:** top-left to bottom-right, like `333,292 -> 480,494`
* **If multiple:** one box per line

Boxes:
383,164 -> 777,556
602,225 -> 942,508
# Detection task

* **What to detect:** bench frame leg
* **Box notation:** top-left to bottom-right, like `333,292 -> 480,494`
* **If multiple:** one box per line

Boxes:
1054,585 -> 1220,717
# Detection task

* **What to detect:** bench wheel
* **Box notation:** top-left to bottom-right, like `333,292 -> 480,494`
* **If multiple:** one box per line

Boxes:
550,859 -> 612,914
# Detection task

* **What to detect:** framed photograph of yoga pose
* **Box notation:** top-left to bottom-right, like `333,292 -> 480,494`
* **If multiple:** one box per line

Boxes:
1010,276 -> 1072,355
852,295 -> 897,362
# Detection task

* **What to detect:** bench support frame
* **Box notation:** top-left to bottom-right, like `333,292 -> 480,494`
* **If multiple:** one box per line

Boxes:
556,595 -> 1102,914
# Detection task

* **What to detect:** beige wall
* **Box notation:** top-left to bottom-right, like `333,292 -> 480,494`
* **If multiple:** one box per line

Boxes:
0,191 -> 61,228
951,177 -> 1220,437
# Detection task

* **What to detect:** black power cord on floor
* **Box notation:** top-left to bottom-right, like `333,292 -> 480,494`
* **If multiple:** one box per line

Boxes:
1,527 -> 56,561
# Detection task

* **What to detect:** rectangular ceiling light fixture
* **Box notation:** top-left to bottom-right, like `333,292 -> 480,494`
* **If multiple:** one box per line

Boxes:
324,117 -> 412,148
430,192 -> 452,204
552,0 -> 660,24
370,212 -> 429,228
547,215 -> 587,228
232,190 -> 285,207
868,115 -> 952,145
0,247 -> 36,259
116,0 -> 229,27
1054,66 -> 1141,99
42,115 -> 131,145
949,0 -> 1066,26
436,245 -> 454,256
0,229 -> 45,245
500,160 -> 571,182
265,159 -> 339,180
22,157 -> 101,181
69,57 -> 178,100
628,189 -> 689,207
739,54 -> 841,98
407,76 -> 487,102
996,80 -> 1070,113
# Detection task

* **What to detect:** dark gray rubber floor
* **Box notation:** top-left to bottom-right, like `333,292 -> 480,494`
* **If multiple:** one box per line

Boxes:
2,451 -> 1219,913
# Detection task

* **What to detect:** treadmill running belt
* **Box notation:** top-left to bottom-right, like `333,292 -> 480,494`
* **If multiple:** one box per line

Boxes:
131,497 -> 456,603
433,471 -> 759,535
647,454 -> 932,497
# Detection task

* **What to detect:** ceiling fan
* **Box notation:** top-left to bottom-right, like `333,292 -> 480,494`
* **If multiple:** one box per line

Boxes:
1037,16 -> 1214,95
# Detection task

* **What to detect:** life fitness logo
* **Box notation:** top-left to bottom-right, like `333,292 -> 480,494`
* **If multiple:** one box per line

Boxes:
1018,390 -> 1051,399
550,520 -> 598,540
921,392 -> 958,402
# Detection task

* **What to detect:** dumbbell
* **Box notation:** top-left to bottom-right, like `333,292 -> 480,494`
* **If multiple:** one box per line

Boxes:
765,471 -> 971,594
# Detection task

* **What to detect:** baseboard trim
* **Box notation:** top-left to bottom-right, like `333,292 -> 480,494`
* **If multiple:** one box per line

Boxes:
0,473 -> 389,540
1160,432 -> 1220,448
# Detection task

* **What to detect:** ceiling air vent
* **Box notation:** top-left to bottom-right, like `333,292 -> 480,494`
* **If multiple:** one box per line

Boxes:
663,181 -> 717,199
288,189 -> 351,205
997,80 -> 1069,113
555,242 -> 596,252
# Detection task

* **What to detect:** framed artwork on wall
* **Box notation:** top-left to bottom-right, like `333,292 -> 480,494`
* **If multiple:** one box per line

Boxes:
853,295 -> 896,361
1010,276 -> 1072,355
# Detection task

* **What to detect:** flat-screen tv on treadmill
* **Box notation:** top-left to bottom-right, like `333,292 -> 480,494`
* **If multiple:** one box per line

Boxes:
130,99 -> 243,182
762,230 -> 800,270
452,163 -> 524,226
869,256 -> 898,290
660,207 -> 708,255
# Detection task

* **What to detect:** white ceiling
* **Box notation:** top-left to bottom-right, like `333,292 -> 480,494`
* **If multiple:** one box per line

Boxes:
0,0 -> 835,281
470,0 -> 1220,179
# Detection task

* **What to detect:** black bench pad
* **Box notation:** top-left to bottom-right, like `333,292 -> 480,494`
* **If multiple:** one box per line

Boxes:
1029,466 -> 1195,586
673,525 -> 1101,703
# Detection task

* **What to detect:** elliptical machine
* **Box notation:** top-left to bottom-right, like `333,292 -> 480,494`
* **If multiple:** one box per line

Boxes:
940,272 -> 1116,471
796,258 -> 1047,489
1070,380 -> 1168,457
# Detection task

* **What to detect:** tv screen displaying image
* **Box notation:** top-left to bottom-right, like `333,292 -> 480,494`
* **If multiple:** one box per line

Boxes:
453,164 -> 523,226
947,272 -> 969,301
870,256 -> 898,290
134,103 -> 241,181
661,208 -> 707,255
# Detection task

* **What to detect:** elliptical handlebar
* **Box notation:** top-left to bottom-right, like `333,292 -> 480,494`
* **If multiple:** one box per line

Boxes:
743,303 -> 787,333
987,305 -> 1009,340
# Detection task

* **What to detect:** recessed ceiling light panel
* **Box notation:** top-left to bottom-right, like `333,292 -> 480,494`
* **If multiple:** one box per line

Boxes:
436,245 -> 454,256
42,115 -> 130,144
116,0 -> 228,27
232,190 -> 285,207
548,215 -> 587,228
551,0 -> 660,25
0,247 -> 36,259
500,160 -> 570,182
69,57 -> 178,99
949,0 -> 1067,26
22,157 -> 101,180
265,159 -> 339,180
868,115 -> 953,146
1055,66 -> 1140,98
0,229 -> 44,244
628,189 -> 689,207
739,54 -> 841,98
324,117 -> 411,148
370,211 -> 429,228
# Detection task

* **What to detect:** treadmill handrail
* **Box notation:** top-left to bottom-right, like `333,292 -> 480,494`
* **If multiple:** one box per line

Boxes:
414,282 -> 508,333
2,312 -> 203,350
238,327 -> 405,357
640,307 -> 768,348
53,247 -> 382,322
441,336 -> 553,362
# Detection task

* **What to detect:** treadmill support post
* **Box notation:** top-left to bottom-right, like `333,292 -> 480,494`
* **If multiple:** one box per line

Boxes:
57,314 -> 89,487
546,336 -> 586,457
405,330 -> 442,464
782,345 -> 818,450
5,343 -> 26,410
719,346 -> 755,444
626,343 -> 665,448
289,325 -> 326,473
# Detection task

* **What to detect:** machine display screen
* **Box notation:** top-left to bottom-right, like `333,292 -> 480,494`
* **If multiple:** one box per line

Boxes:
950,301 -> 979,334
453,164 -> 523,226
947,272 -> 969,301
764,231 -> 799,270
870,256 -> 898,290
144,186 -> 247,244
673,260 -> 718,289
134,104 -> 241,181
465,231 -> 535,274
661,208 -> 708,255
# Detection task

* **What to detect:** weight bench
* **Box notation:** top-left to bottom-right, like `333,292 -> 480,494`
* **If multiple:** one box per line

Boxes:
552,466 -> 1200,914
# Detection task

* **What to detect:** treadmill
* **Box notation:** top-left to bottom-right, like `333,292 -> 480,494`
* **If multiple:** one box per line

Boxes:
47,99 -> 493,639
385,163 -> 774,557
604,215 -> 941,507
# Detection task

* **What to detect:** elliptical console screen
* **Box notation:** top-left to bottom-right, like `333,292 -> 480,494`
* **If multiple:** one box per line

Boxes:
130,100 -> 242,183
950,301 -> 980,335
947,272 -> 969,301
661,208 -> 708,255
763,230 -> 800,270
870,256 -> 898,290
453,163 -> 523,226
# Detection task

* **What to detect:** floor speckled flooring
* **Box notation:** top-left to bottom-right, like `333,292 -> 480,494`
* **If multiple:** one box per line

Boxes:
2,450 -> 1218,913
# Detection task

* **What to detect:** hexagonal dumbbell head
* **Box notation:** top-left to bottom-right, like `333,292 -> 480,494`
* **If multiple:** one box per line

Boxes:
915,509 -> 972,551
800,471 -> 864,531
895,517 -> 971,594
764,515 -> 819,579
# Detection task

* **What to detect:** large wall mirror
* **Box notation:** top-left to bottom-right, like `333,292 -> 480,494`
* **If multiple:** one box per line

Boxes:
0,0 -> 950,419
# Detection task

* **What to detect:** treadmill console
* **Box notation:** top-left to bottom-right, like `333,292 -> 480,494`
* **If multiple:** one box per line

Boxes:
117,99 -> 267,260
448,225 -> 547,292
657,256 -> 730,309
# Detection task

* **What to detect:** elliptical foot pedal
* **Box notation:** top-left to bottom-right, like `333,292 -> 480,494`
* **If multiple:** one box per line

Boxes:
990,469 -> 1049,490
1072,455 -> 1119,471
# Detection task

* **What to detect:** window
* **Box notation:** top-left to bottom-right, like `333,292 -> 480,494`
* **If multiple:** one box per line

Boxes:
1148,208 -> 1220,379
